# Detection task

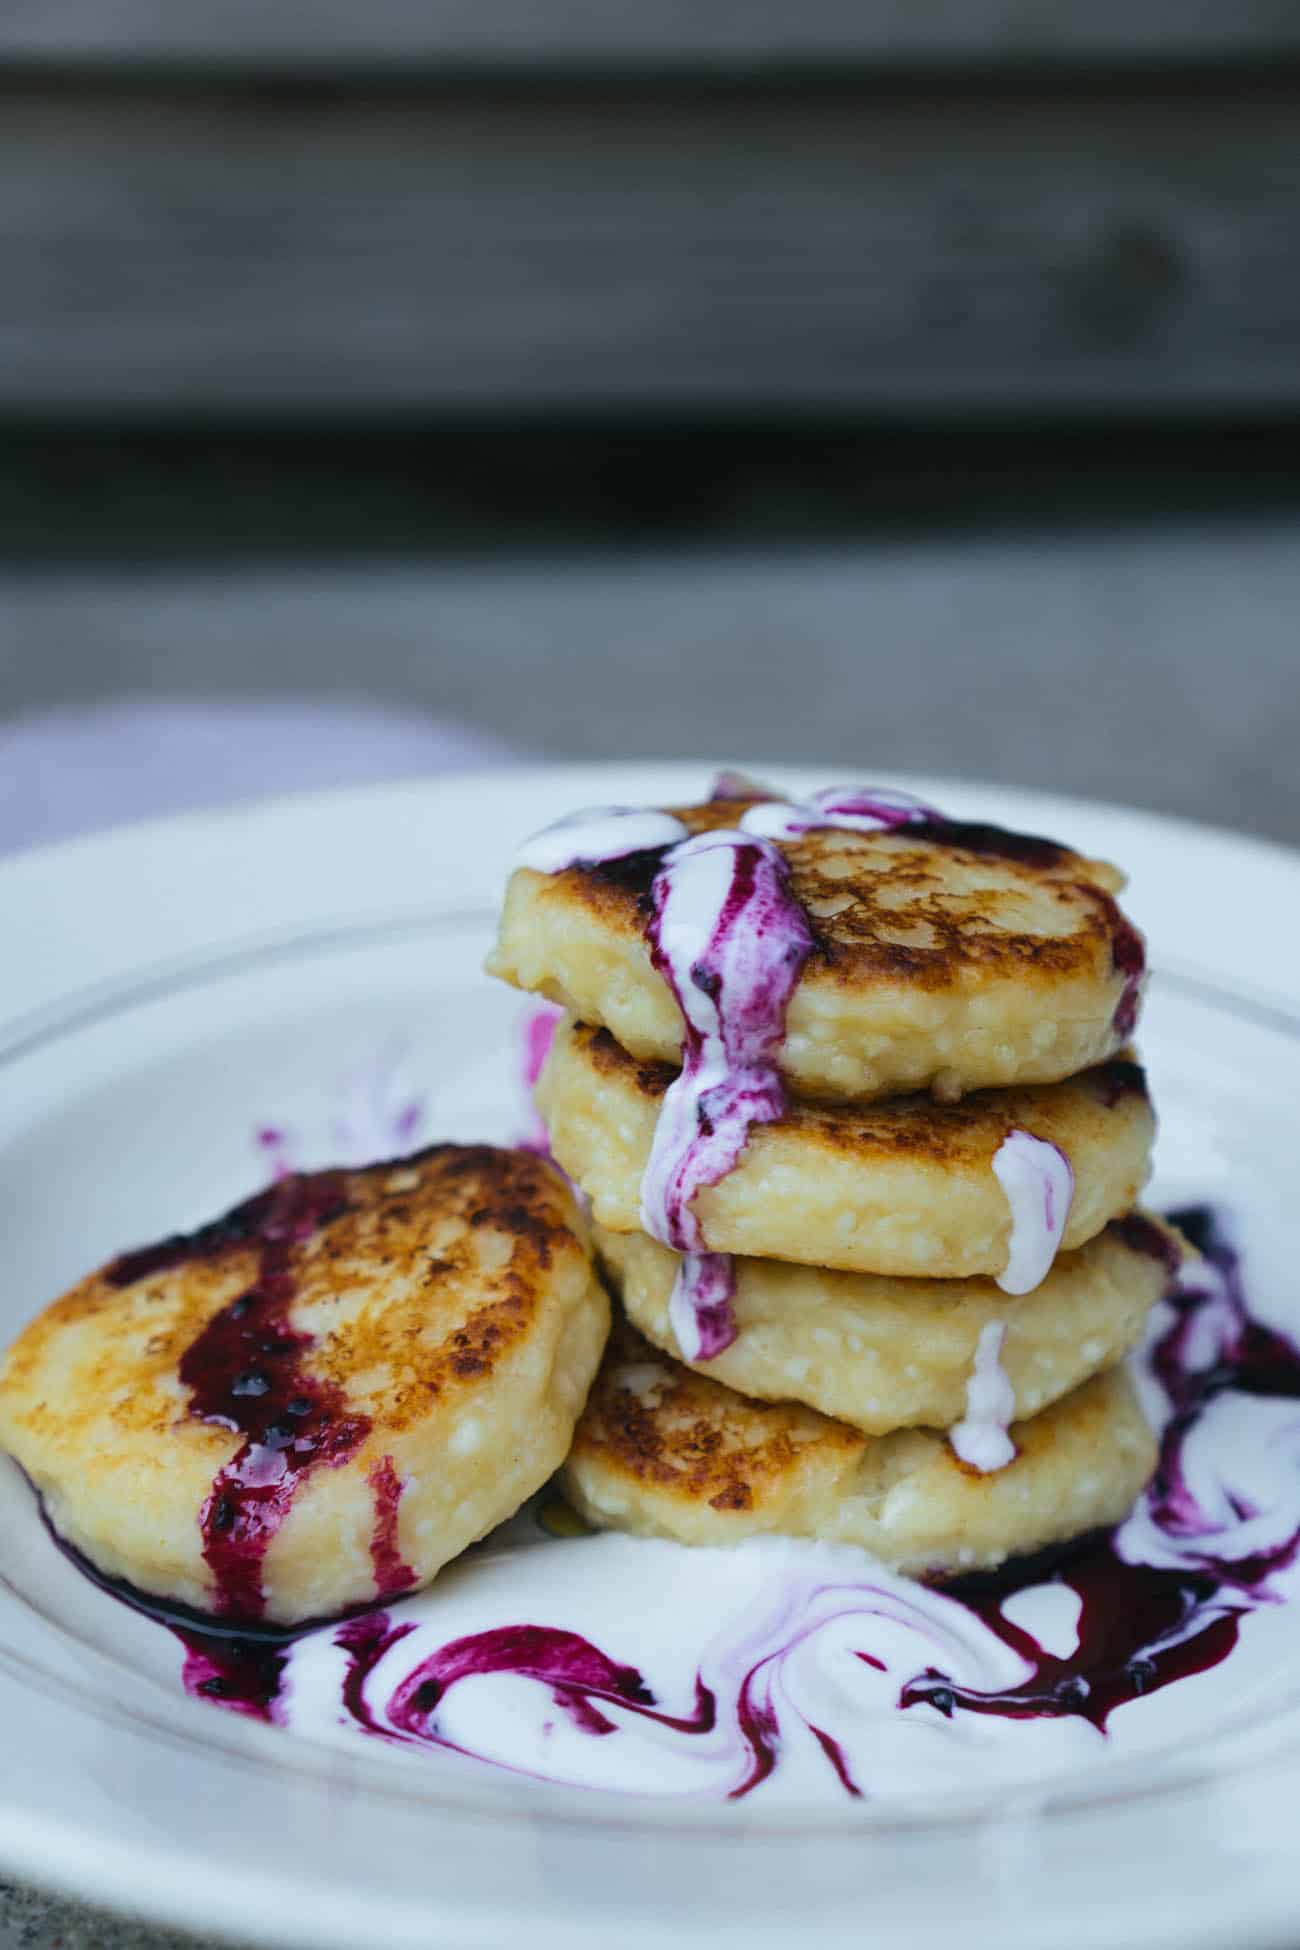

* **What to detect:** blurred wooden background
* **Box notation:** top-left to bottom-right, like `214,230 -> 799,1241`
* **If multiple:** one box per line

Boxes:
2,1 -> 1299,414
6,1 -> 1299,65
1,0 -> 1298,854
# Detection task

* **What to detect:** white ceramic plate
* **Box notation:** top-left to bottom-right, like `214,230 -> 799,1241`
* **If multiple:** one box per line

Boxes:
3,762 -> 1300,1950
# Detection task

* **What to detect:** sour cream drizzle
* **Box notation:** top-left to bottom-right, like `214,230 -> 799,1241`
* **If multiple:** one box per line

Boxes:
515,806 -> 689,874
949,1321 -> 1017,1473
736,784 -> 939,842
992,1131 -> 1075,1295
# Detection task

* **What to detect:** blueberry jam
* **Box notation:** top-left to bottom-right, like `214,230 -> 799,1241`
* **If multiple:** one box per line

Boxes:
1090,1057 -> 1149,1109
368,1456 -> 417,1600
1111,911 -> 1148,1038
37,1522 -> 302,1724
586,844 -> 674,908
1111,1209 -> 1183,1275
109,1171 -> 384,1623
726,780 -> 1069,869
889,817 -> 1071,870
106,1182 -> 290,1290
173,1174 -> 369,1620
179,1628 -> 294,1723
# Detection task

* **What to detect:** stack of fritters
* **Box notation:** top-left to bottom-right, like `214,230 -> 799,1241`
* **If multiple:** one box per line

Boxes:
491,790 -> 1176,1579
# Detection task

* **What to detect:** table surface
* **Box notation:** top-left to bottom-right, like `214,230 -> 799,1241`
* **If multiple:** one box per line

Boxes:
0,1886 -> 237,1950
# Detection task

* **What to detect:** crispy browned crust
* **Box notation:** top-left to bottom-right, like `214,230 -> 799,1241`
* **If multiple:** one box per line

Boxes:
568,1315 -> 1160,1557
572,1020 -> 1150,1172
0,1145 -> 588,1456
568,1315 -> 862,1518
552,798 -> 1128,996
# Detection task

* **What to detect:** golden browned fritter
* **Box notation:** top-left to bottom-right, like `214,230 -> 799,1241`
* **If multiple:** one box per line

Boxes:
596,1214 -> 1180,1434
562,1318 -> 1156,1578
0,1146 -> 608,1625
490,796 -> 1144,1103
539,1017 -> 1154,1278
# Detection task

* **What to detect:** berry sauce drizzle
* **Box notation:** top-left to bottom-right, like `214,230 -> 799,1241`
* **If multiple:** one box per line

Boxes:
108,1171 -> 394,1623
368,1457 -> 417,1600
175,1177 -> 367,1621
1110,913 -> 1148,1038
37,1525 -> 302,1724
179,1627 -> 294,1723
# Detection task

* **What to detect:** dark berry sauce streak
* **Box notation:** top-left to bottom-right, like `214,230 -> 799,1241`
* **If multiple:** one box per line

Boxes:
1109,911 -> 1147,1038
176,1177 -> 364,1620
902,818 -> 1067,870
368,1457 -> 416,1599
108,1171 -> 402,1622
178,1630 -> 293,1722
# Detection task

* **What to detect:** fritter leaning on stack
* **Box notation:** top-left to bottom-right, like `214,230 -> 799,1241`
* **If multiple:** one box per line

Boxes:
491,781 -> 1179,1579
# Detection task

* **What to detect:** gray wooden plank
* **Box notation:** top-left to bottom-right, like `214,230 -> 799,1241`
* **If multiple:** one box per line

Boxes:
1,0 -> 1299,68
1,82 -> 1298,413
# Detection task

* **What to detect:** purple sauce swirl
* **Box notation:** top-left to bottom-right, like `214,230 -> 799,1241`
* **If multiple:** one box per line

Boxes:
903,1206 -> 1300,1728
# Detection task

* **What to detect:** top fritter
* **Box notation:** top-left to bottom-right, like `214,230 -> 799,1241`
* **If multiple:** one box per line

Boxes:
488,785 -> 1145,1103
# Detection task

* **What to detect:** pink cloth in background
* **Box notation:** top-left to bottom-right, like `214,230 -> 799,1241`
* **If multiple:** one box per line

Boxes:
0,697 -> 516,858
